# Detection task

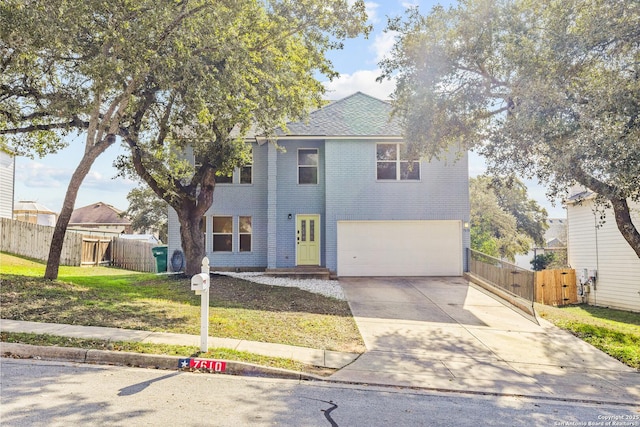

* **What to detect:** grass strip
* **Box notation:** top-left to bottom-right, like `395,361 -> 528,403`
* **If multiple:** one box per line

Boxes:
0,332 -> 335,376
536,303 -> 640,370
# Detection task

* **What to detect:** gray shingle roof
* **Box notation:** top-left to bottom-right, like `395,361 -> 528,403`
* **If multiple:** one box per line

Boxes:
69,202 -> 130,225
278,92 -> 402,137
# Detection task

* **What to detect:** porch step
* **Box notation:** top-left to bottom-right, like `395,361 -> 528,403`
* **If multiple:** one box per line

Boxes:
264,267 -> 332,280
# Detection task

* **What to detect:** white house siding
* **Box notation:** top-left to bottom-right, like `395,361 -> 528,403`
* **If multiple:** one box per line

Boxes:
0,150 -> 15,219
567,198 -> 640,312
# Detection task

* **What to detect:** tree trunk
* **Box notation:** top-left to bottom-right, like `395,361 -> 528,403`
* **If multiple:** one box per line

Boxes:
574,170 -> 640,260
44,143 -> 114,279
610,197 -> 640,259
176,208 -> 207,277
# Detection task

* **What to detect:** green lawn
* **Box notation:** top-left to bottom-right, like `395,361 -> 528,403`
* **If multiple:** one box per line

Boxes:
0,252 -> 365,354
536,303 -> 640,370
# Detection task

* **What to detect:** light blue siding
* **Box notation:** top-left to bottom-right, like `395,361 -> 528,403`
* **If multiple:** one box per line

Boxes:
168,138 -> 470,273
324,140 -> 470,272
273,140 -> 326,268
205,141 -> 268,269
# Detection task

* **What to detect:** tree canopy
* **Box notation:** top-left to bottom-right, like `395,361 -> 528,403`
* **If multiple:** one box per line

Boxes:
470,175 -> 547,261
125,185 -> 168,243
1,0 -> 370,276
487,176 -> 549,246
380,0 -> 640,258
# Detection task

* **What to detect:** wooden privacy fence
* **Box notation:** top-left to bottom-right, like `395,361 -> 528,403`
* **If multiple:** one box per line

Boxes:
468,249 -> 536,302
81,237 -> 111,266
535,269 -> 578,306
1,218 -> 159,272
0,217 -> 83,266
110,237 -> 157,273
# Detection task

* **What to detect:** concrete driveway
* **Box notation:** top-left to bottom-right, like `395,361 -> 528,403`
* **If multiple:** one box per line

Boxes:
331,277 -> 639,404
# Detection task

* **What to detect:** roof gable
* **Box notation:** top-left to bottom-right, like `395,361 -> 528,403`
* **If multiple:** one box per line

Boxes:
13,200 -> 56,214
279,92 -> 402,137
69,202 -> 130,225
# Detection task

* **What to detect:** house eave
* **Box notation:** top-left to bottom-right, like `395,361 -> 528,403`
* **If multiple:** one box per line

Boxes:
253,135 -> 404,145
564,191 -> 596,206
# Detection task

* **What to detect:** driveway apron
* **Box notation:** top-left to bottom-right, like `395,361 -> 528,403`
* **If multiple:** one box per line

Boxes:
332,277 -> 639,404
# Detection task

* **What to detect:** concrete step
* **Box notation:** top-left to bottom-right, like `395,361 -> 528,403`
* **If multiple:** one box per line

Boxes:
264,267 -> 332,280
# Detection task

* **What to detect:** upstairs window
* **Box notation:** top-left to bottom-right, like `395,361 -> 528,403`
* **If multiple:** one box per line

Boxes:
208,146 -> 252,185
376,143 -> 420,181
298,148 -> 318,184
240,149 -> 253,184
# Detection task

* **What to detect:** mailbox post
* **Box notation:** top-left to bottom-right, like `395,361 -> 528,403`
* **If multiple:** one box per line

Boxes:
191,257 -> 210,352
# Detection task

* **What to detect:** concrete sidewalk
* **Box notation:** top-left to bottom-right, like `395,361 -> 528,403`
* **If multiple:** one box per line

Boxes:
2,277 -> 639,406
0,319 -> 359,370
331,277 -> 639,406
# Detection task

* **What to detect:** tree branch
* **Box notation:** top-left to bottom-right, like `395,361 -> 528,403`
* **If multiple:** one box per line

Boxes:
573,167 -> 640,259
0,117 -> 89,134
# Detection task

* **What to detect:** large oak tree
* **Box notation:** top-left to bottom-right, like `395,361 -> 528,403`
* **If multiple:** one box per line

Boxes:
1,0 -> 369,277
470,175 -> 548,261
379,0 -> 640,257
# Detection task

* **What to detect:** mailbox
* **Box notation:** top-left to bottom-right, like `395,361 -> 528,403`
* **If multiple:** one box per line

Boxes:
191,273 -> 210,293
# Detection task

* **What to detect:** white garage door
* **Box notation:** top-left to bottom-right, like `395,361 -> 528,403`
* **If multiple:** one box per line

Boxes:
337,220 -> 462,277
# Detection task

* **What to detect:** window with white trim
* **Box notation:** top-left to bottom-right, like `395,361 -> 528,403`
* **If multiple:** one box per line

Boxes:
298,148 -> 318,184
239,216 -> 252,252
376,143 -> 420,181
212,216 -> 232,252
202,147 -> 252,185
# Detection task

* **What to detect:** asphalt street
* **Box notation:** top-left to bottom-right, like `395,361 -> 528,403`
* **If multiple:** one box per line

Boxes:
1,359 -> 639,427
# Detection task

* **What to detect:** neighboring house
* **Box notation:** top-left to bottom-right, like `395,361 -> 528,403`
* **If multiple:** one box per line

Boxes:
168,92 -> 470,276
69,202 -> 132,234
13,200 -> 57,226
565,188 -> 640,312
513,217 -> 568,270
0,148 -> 15,219
545,218 -> 568,246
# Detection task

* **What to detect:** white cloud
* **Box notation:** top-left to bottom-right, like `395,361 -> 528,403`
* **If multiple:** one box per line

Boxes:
15,161 -> 69,189
372,30 -> 398,62
348,0 -> 380,23
82,170 -> 136,190
365,2 -> 381,23
323,69 -> 396,100
13,157 -> 136,212
15,160 -> 133,191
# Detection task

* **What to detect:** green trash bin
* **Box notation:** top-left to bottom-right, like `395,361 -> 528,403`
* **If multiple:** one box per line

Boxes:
152,245 -> 168,272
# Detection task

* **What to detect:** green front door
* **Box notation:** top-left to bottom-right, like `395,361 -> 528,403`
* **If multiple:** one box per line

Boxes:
296,215 -> 320,265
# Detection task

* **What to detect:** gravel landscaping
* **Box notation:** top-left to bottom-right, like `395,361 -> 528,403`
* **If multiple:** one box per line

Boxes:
213,271 -> 346,300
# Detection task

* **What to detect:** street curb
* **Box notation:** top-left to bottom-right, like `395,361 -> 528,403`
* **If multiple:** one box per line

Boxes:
1,342 -> 327,382
3,342 -> 639,408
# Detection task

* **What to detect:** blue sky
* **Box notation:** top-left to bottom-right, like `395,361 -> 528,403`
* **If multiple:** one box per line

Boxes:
12,0 -> 566,217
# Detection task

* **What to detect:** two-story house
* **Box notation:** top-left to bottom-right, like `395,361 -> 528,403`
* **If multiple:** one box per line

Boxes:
167,92 -> 470,277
